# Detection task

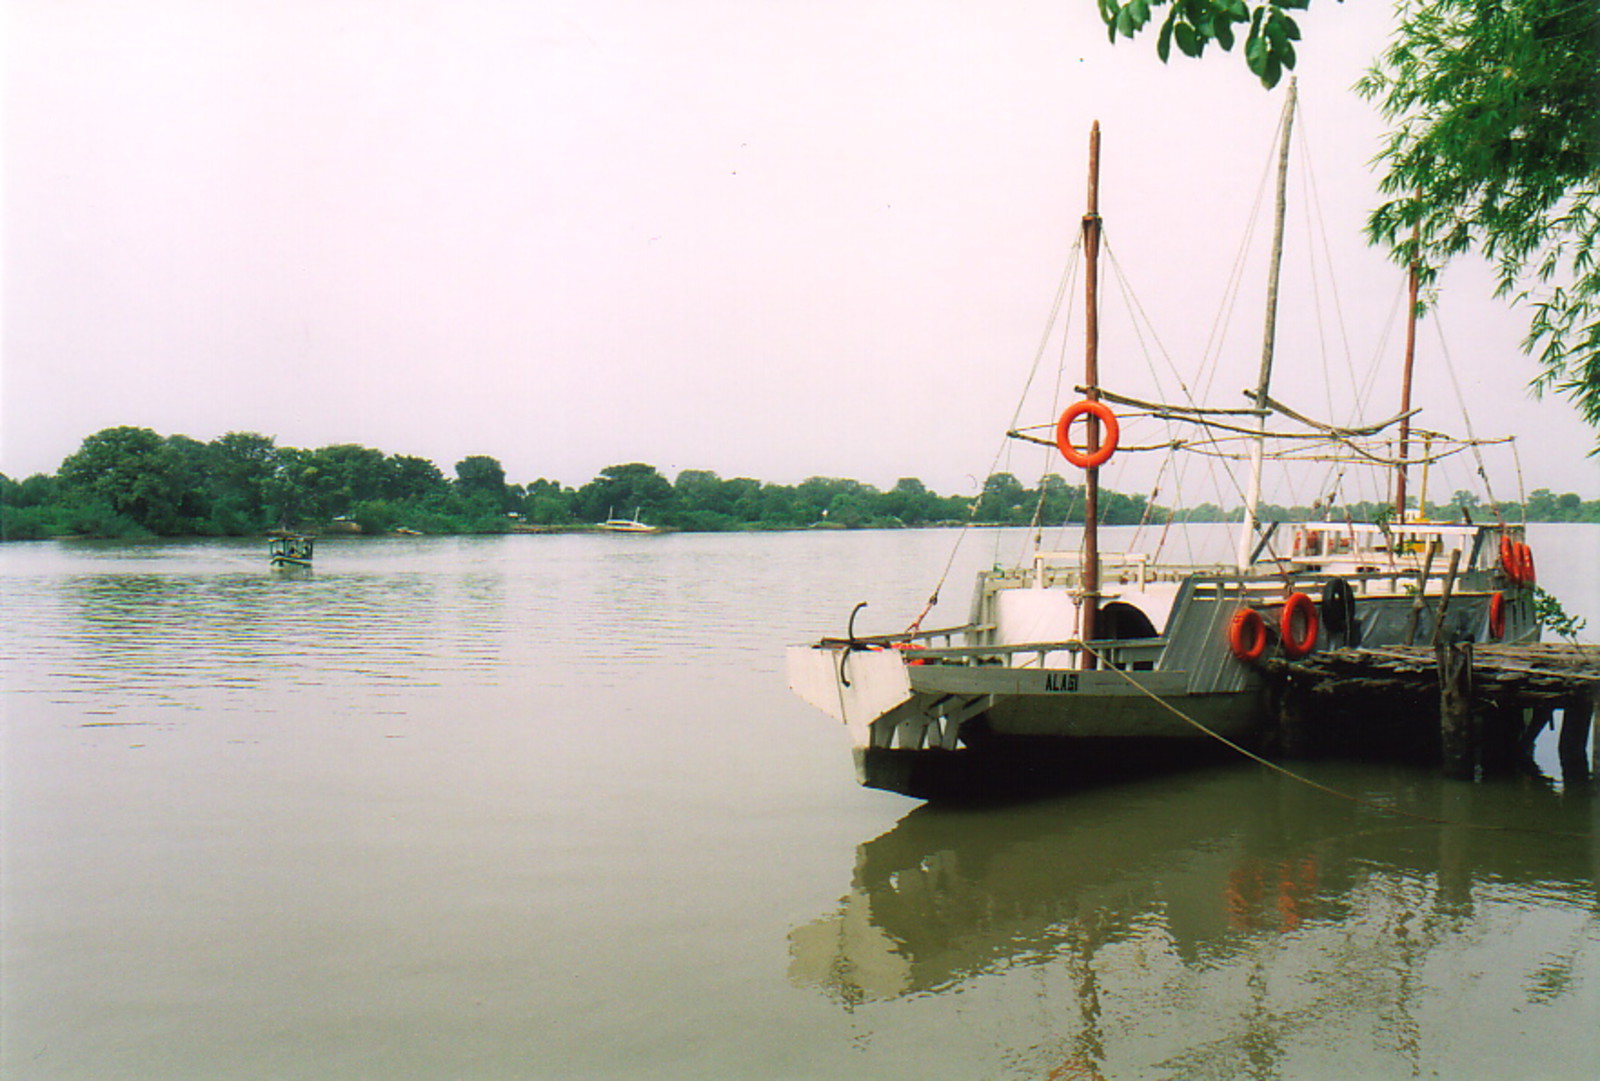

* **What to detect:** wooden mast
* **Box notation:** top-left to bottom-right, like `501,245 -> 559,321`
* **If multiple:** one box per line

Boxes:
1395,215 -> 1420,521
1237,78 -> 1297,572
1081,122 -> 1102,668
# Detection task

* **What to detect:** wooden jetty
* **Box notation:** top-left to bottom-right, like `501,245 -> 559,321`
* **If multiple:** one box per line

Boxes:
1266,643 -> 1600,782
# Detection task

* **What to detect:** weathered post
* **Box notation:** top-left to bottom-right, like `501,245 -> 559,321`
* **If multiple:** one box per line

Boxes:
1481,700 -> 1521,776
1437,641 -> 1474,780
1404,541 -> 1439,646
1276,675 -> 1312,759
1429,549 -> 1462,646
1558,693 -> 1595,783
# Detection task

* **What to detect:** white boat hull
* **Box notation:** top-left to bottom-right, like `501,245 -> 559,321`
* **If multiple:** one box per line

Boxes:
788,549 -> 1541,798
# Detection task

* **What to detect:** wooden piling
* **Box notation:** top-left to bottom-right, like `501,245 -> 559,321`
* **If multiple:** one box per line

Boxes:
1266,643 -> 1600,781
1403,542 -> 1439,645
1429,549 -> 1462,646
1480,702 -> 1522,777
1437,641 -> 1475,780
1275,677 -> 1312,759
1558,693 -> 1595,779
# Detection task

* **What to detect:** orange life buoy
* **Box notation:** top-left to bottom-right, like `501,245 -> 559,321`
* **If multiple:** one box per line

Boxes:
1488,591 -> 1506,640
1280,591 -> 1319,659
1055,399 -> 1120,470
1515,542 -> 1536,586
1499,534 -> 1518,580
1227,607 -> 1267,663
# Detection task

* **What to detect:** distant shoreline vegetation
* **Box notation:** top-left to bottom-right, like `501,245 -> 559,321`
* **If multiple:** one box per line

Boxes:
3,426 -> 1599,541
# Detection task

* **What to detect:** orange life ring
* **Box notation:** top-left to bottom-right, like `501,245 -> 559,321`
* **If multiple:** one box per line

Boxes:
1515,542 -> 1536,586
1488,591 -> 1506,640
1227,607 -> 1267,663
1499,534 -> 1518,580
1280,591 -> 1319,659
1055,399 -> 1120,470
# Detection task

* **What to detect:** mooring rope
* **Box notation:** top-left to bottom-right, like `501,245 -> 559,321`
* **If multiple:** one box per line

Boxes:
1075,642 -> 1593,838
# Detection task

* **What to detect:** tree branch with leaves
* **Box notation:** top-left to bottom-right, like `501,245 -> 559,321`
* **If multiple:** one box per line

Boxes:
1094,0 -> 1600,449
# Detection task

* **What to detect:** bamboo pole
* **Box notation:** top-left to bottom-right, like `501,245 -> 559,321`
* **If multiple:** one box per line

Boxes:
1237,78 -> 1297,571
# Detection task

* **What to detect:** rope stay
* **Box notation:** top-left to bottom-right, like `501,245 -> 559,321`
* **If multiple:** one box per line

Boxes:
1077,641 -> 1591,840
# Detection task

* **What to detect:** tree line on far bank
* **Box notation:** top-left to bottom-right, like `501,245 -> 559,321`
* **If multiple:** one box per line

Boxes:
3,426 -> 1599,541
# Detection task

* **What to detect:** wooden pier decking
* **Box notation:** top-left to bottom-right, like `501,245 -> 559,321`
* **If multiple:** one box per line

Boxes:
1266,643 -> 1600,782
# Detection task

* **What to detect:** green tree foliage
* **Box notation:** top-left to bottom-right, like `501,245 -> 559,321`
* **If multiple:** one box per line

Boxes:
58,426 -> 182,534
387,454 -> 448,502
454,455 -> 508,502
1357,0 -> 1600,443
0,473 -> 65,539
881,478 -> 955,526
521,478 -> 577,525
207,432 -> 281,532
9,425 -> 1597,538
298,444 -> 392,520
1092,0 -> 1600,447
577,463 -> 675,523
1096,0 -> 1317,88
976,473 -> 1029,523
1524,487 -> 1600,523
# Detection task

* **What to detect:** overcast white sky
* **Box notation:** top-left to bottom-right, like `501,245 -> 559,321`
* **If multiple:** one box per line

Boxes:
5,0 -> 1598,505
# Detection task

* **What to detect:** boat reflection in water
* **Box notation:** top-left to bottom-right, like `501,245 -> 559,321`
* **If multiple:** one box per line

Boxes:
790,764 -> 1598,1076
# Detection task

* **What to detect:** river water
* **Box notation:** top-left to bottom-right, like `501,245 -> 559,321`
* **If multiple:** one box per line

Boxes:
3,525 -> 1597,1079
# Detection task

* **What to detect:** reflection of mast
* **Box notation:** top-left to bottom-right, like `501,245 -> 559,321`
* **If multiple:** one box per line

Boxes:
1237,78 -> 1297,572
1064,921 -> 1107,1073
1081,122 -> 1103,665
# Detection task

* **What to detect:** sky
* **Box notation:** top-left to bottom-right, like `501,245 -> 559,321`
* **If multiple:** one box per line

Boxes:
5,0 -> 1598,507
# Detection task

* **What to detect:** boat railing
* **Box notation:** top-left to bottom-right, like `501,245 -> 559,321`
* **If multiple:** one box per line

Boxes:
1280,520 -> 1498,571
1189,564 -> 1501,603
992,553 -> 1226,591
1032,549 -> 1152,588
909,635 -> 1166,671
817,623 -> 989,651
811,623 -> 1170,669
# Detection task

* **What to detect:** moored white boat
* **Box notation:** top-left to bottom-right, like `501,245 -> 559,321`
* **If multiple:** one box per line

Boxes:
786,91 -> 1549,800
599,508 -> 661,533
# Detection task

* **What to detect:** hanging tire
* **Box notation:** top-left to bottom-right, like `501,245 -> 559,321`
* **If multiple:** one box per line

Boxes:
1280,592 -> 1319,659
1320,577 -> 1357,643
1227,607 -> 1267,663
1055,399 -> 1120,470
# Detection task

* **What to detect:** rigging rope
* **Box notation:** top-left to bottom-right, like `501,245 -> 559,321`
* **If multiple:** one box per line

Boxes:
908,236 -> 1083,631
1427,311 -> 1511,525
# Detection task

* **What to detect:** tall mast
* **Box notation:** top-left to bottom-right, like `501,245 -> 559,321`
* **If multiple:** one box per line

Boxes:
1081,121 -> 1102,667
1395,215 -> 1420,521
1237,77 -> 1297,572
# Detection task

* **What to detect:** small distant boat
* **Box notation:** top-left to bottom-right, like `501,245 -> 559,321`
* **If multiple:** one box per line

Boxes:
268,533 -> 315,568
599,508 -> 661,534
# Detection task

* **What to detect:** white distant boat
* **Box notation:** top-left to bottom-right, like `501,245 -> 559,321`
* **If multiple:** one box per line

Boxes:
785,92 -> 1547,800
599,509 -> 661,534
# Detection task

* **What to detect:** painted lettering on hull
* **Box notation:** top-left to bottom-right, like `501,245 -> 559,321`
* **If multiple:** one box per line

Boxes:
1043,672 -> 1080,693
